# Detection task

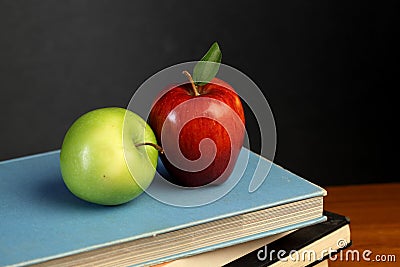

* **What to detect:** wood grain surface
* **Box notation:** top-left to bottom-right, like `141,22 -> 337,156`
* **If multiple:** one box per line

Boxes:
325,183 -> 399,266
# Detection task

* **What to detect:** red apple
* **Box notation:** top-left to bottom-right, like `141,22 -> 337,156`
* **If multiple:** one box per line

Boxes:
148,75 -> 245,187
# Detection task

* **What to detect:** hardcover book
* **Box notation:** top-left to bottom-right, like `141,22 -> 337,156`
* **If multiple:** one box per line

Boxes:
152,211 -> 351,267
0,148 -> 326,267
226,211 -> 351,267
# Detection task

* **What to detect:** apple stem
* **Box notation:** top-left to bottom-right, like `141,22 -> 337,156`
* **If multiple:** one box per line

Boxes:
135,142 -> 164,154
182,70 -> 200,96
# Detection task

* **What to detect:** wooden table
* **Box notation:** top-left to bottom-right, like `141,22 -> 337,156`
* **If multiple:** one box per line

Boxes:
325,183 -> 400,266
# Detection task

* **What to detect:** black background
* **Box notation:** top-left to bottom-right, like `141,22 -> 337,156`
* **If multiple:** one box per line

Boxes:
0,0 -> 398,186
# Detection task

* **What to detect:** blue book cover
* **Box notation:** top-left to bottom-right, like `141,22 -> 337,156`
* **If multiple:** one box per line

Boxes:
0,148 -> 326,267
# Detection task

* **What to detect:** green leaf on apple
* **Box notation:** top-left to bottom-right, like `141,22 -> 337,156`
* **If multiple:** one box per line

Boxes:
193,42 -> 222,86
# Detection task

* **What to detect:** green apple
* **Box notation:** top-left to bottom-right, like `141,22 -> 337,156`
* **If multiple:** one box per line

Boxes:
60,107 -> 160,205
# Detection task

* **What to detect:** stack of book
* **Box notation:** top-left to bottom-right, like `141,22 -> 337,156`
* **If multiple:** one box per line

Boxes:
0,147 -> 351,267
